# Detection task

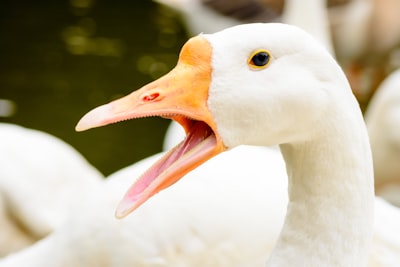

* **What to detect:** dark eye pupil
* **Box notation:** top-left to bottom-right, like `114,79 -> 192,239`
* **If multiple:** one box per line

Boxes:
252,52 -> 269,66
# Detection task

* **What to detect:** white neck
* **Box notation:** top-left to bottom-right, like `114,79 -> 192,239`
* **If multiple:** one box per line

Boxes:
267,106 -> 375,266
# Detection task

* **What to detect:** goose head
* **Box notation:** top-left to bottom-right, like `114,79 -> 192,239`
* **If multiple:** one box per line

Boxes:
76,23 -> 355,218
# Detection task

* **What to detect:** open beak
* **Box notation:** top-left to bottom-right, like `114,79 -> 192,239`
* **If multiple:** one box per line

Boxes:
76,36 -> 227,218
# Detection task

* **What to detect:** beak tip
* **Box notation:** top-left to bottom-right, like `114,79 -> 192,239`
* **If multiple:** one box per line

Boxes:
75,121 -> 88,132
75,104 -> 112,132
75,118 -> 92,132
115,199 -> 133,219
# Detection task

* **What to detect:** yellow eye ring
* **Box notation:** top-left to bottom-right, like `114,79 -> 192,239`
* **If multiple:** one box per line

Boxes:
248,49 -> 271,70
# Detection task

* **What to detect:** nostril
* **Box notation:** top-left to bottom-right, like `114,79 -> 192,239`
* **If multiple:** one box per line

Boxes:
142,93 -> 160,102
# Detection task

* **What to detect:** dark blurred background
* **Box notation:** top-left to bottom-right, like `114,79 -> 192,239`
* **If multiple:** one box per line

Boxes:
0,0 -> 188,175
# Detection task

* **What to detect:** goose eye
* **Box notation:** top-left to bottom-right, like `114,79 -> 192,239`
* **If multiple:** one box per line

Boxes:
248,50 -> 271,70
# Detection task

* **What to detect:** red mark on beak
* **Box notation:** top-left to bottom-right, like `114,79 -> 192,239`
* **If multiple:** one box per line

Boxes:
142,93 -> 160,102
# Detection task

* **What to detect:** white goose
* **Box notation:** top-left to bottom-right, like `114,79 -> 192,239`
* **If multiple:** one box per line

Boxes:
0,123 -> 102,256
77,23 -> 400,266
365,69 -> 400,206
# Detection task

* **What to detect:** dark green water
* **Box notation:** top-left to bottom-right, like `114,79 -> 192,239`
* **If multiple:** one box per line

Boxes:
0,0 -> 189,175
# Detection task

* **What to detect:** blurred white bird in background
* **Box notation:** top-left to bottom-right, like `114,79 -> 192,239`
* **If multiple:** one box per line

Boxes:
365,69 -> 400,206
0,123 -> 102,256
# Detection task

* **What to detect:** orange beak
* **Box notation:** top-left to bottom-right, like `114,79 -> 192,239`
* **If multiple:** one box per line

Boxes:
76,36 -> 227,218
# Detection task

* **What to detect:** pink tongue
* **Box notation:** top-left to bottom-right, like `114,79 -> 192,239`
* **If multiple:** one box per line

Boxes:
121,121 -> 213,204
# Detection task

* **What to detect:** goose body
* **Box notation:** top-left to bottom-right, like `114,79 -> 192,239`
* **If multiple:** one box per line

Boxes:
0,147 -> 287,266
0,123 -> 102,256
77,23 -> 400,266
365,69 -> 400,206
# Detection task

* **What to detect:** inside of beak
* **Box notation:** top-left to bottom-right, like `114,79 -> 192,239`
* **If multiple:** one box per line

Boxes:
115,118 -> 225,218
